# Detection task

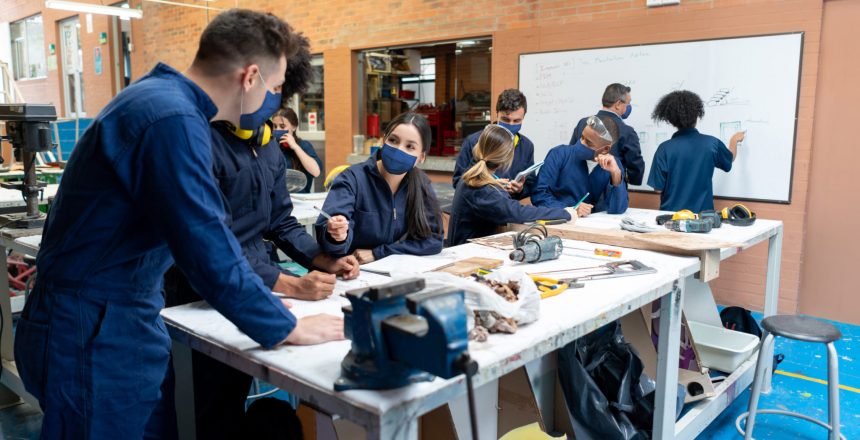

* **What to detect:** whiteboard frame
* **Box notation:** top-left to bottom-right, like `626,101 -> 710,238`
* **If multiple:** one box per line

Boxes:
517,31 -> 805,205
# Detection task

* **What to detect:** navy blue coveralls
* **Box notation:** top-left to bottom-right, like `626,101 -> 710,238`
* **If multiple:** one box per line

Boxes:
531,143 -> 630,215
647,128 -> 734,212
163,122 -> 323,439
315,157 -> 444,259
13,64 -> 295,439
282,138 -> 322,194
452,130 -> 537,199
447,182 -> 571,246
570,110 -> 645,186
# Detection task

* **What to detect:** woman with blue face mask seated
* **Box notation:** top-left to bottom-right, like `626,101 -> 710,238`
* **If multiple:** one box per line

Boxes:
315,111 -> 443,263
447,125 -> 576,246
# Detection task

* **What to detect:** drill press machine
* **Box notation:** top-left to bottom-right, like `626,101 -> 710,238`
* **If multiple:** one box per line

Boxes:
0,104 -> 57,228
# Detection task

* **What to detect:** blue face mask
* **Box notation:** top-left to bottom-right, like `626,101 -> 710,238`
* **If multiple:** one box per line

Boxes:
380,143 -> 418,175
273,129 -> 289,142
497,121 -> 522,136
239,71 -> 282,130
621,103 -> 632,119
573,142 -> 597,162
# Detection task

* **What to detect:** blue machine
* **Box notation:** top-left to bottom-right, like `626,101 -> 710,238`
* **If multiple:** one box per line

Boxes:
335,278 -> 476,391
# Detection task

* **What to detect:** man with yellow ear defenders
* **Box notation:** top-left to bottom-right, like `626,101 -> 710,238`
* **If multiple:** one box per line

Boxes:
163,31 -> 358,440
226,117 -> 274,147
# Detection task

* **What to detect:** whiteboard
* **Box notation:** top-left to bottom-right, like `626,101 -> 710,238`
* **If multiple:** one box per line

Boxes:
518,33 -> 803,203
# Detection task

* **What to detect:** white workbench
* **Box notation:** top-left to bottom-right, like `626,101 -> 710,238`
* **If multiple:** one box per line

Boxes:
0,184 -> 58,212
0,207 -> 782,439
290,192 -> 328,233
161,210 -> 783,440
553,208 -> 785,439
164,241 -> 694,439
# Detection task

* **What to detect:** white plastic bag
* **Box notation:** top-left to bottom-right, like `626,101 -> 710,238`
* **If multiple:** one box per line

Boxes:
420,267 -> 540,327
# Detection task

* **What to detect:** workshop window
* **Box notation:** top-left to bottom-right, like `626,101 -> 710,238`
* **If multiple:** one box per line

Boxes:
10,15 -> 47,80
359,38 -> 492,157
285,54 -> 324,132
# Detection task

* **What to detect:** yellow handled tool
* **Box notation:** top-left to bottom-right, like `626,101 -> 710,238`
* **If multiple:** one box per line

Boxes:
530,275 -> 569,299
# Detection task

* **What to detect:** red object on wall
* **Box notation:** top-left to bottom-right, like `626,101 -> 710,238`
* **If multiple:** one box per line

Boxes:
366,113 -> 380,138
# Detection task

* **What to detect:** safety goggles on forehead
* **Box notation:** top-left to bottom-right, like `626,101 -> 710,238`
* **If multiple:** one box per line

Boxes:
586,115 -> 614,143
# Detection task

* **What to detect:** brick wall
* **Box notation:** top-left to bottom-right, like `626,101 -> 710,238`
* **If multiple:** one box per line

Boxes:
0,0 -> 830,318
0,0 -> 124,117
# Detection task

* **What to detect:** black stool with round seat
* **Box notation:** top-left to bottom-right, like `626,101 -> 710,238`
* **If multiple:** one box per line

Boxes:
736,314 -> 844,440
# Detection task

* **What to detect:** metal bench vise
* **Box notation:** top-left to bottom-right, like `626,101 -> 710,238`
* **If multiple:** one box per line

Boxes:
334,278 -> 475,391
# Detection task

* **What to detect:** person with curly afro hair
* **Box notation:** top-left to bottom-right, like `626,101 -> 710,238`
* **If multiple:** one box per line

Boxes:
647,90 -> 745,212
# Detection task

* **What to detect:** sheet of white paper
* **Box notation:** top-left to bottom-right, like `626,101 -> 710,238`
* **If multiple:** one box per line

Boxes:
360,254 -> 458,276
286,295 -> 349,319
290,192 -> 329,202
334,271 -> 392,295
15,235 -> 42,248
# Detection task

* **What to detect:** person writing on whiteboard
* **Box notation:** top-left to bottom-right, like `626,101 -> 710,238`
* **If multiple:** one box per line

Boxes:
532,115 -> 629,216
453,89 -> 537,199
569,83 -> 645,185
647,90 -> 745,212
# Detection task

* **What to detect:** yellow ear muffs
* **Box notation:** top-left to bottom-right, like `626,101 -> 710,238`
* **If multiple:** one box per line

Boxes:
227,121 -> 272,147
723,203 -> 756,226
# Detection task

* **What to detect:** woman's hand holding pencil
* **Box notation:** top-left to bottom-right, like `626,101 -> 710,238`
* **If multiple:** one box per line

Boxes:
316,206 -> 349,242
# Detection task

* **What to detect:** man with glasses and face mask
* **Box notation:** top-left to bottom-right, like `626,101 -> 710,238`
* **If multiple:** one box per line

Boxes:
532,115 -> 629,217
569,83 -> 645,186
14,9 -> 342,439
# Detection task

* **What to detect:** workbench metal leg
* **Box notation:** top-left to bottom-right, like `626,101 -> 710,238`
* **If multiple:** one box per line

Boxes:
451,377 -> 498,440
1,243 -> 13,362
761,226 -> 783,393
171,341 -> 196,440
654,277 -> 685,439
0,242 -> 22,407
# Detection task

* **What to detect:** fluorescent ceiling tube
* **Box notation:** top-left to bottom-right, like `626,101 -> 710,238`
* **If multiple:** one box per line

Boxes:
45,1 -> 143,19
142,0 -> 223,11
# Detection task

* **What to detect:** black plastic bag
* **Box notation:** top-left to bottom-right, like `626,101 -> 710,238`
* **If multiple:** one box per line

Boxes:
558,322 -> 659,440
720,306 -> 785,373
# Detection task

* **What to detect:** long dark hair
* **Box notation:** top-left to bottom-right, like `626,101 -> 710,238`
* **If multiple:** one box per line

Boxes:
380,111 -> 442,241
275,107 -> 306,173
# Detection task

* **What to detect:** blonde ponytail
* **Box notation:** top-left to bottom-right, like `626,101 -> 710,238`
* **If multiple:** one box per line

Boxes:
462,125 -> 516,189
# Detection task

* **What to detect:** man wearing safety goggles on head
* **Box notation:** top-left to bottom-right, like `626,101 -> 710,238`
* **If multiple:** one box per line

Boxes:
532,114 -> 629,217
569,83 -> 645,186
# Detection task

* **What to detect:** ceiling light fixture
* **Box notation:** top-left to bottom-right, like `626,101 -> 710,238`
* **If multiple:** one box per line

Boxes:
44,0 -> 143,19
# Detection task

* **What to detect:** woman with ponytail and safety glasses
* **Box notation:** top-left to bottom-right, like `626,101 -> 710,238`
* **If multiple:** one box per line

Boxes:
315,111 -> 443,263
447,125 -> 576,246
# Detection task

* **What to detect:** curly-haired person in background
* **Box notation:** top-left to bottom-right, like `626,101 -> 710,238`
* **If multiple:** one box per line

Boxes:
647,90 -> 745,212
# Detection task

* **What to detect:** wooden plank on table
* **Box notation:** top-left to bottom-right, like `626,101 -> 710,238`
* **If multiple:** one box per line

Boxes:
508,224 -> 741,279
434,257 -> 504,277
509,224 -> 741,256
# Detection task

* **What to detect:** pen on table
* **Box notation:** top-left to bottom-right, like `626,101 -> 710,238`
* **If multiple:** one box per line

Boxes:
313,206 -> 332,220
572,192 -> 590,209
